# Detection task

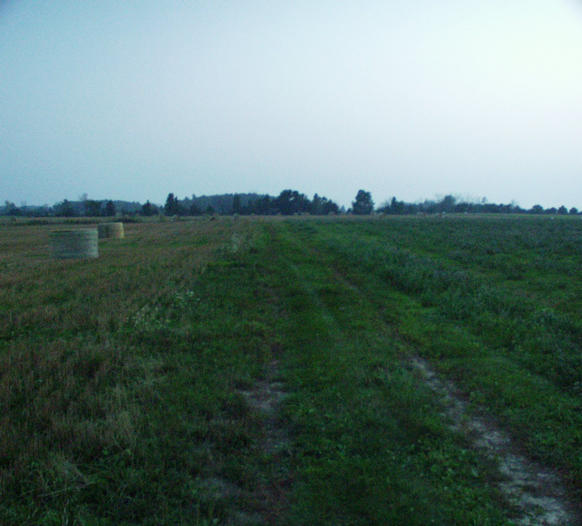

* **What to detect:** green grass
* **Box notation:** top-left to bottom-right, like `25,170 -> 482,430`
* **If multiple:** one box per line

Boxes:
1,216 -> 581,524
278,217 -> 582,490
259,224 -> 509,525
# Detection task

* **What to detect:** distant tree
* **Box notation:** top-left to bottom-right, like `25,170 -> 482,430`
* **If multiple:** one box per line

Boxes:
530,204 -> 544,214
205,205 -> 215,215
545,207 -> 557,215
164,193 -> 180,216
569,207 -> 579,215
232,194 -> 241,215
251,195 -> 273,215
311,193 -> 322,215
439,195 -> 456,213
352,190 -> 374,215
454,202 -> 470,213
275,190 -> 311,215
390,197 -> 405,214
54,199 -> 76,217
85,200 -> 102,217
189,202 -> 202,216
309,193 -> 338,215
320,196 -> 339,215
104,200 -> 116,217
140,200 -> 157,216
557,206 -> 568,215
4,201 -> 21,216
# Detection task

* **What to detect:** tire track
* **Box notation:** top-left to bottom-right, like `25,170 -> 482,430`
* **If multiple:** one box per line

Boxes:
410,356 -> 580,525
298,234 -> 580,525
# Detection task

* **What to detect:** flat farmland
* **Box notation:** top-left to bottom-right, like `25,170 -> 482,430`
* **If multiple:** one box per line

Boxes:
1,216 -> 582,525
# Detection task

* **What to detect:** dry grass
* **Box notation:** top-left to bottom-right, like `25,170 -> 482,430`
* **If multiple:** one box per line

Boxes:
0,219 -> 235,513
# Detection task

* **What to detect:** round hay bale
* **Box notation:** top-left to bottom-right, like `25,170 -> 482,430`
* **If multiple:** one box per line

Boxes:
50,229 -> 99,259
98,222 -> 124,239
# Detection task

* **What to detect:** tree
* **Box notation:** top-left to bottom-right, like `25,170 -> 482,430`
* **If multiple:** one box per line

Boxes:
164,193 -> 180,216
141,200 -> 157,216
84,200 -> 102,217
557,206 -> 568,215
4,201 -> 20,216
54,199 -> 76,217
275,190 -> 310,215
439,195 -> 456,213
352,190 -> 374,215
189,202 -> 202,216
104,200 -> 116,217
389,197 -> 405,214
251,195 -> 273,215
232,194 -> 241,214
569,207 -> 579,215
309,193 -> 339,215
311,194 -> 322,215
319,196 -> 339,215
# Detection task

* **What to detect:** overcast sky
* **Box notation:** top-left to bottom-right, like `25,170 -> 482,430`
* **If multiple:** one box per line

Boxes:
1,1 -> 582,209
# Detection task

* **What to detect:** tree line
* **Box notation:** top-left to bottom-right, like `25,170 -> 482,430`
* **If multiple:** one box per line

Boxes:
377,195 -> 579,216
162,190 -> 342,216
1,191 -> 578,217
1,191 -> 342,218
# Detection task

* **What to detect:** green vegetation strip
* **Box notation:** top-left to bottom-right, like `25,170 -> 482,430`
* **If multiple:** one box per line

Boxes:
260,224 -> 509,525
282,217 -> 582,493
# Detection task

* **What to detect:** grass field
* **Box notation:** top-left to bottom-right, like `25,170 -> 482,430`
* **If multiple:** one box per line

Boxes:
1,215 -> 581,524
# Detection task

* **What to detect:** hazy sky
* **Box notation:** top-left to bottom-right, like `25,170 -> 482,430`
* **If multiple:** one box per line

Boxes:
1,1 -> 582,208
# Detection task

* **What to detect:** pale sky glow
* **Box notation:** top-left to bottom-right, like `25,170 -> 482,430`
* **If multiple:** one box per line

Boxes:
1,1 -> 582,208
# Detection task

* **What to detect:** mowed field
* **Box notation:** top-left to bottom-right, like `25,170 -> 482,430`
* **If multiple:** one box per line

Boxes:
1,215 -> 582,525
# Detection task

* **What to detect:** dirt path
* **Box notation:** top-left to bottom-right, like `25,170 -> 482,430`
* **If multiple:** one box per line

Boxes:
239,358 -> 291,525
270,234 -> 580,523
410,356 -> 580,525
323,250 -> 580,524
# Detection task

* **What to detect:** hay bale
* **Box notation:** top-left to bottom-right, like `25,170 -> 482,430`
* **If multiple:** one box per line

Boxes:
50,229 -> 99,259
98,222 -> 124,239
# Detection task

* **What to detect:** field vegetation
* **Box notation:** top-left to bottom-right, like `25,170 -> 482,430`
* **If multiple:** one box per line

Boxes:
1,215 -> 581,524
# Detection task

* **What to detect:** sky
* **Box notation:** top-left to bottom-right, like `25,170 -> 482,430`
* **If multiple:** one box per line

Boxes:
1,1 -> 582,209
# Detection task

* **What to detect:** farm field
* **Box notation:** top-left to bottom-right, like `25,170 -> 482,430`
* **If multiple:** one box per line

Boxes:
1,215 -> 582,525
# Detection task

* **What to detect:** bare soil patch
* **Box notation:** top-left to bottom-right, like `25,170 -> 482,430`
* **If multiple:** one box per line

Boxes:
239,358 -> 291,524
410,356 -> 580,525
